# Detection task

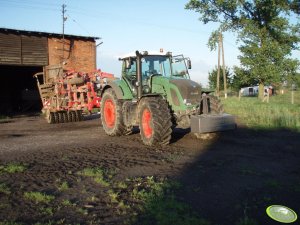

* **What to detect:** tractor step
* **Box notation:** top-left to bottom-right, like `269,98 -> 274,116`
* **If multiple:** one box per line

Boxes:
191,113 -> 236,134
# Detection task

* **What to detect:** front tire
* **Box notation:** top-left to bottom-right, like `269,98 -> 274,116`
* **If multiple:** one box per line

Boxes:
139,97 -> 172,146
101,88 -> 125,136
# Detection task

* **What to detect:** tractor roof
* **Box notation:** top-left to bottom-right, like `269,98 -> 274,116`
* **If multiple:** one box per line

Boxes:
119,50 -> 172,60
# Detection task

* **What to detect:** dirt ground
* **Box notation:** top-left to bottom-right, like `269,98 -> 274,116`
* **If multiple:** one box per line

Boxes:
0,114 -> 299,225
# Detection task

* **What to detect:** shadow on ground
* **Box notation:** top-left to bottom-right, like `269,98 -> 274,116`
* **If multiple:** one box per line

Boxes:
135,127 -> 300,225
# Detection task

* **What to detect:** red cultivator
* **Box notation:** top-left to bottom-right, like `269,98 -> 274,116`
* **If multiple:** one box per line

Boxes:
34,65 -> 114,123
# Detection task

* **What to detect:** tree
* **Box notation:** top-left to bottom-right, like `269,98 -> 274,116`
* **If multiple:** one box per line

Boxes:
208,66 -> 231,90
231,66 -> 258,91
186,0 -> 300,99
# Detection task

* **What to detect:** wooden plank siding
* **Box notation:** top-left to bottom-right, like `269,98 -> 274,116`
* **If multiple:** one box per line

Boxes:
21,35 -> 48,65
0,33 -> 22,65
0,33 -> 48,66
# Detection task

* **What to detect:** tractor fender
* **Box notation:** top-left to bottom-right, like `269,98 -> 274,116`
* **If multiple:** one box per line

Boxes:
138,94 -> 164,108
139,94 -> 162,100
101,82 -> 124,99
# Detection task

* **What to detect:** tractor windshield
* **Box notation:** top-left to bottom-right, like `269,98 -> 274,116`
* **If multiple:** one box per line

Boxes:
141,55 -> 189,79
141,55 -> 172,77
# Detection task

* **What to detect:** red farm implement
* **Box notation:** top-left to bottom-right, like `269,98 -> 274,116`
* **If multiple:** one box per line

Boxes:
34,64 -> 114,124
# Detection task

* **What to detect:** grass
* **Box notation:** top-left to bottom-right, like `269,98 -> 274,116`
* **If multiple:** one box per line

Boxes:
222,91 -> 300,131
117,181 -> 128,189
0,163 -> 26,174
61,199 -> 72,206
264,179 -> 280,189
24,191 -> 55,204
238,166 -> 260,176
0,115 -> 8,120
128,176 -> 209,225
108,189 -> 119,203
57,181 -> 69,191
76,208 -> 88,215
0,183 -> 11,195
77,167 -> 110,187
39,206 -> 54,216
0,222 -> 22,225
236,217 -> 258,225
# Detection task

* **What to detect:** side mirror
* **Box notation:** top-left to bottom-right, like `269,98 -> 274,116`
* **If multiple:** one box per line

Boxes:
125,58 -> 132,69
187,59 -> 192,69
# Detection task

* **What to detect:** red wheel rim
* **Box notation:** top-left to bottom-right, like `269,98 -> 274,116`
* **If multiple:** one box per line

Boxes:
142,109 -> 152,138
104,99 -> 115,128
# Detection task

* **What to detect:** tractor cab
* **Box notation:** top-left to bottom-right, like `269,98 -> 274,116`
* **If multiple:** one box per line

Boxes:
120,51 -> 192,98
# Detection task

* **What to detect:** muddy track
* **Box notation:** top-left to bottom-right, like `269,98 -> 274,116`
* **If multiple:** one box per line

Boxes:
0,115 -> 299,225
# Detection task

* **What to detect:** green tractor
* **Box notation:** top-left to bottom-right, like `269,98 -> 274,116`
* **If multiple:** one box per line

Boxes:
100,50 -> 235,146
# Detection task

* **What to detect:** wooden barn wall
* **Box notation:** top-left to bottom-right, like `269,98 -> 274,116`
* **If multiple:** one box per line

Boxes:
48,37 -> 96,72
22,35 -> 48,65
0,33 -> 22,65
0,33 -> 48,66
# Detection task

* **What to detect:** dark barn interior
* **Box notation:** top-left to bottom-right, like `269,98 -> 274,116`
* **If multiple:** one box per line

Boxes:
0,65 -> 42,115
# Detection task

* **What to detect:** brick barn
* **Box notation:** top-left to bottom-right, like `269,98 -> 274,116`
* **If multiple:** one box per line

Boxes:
0,28 -> 99,115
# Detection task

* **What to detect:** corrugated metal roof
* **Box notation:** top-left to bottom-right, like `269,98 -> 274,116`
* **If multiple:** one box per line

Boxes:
0,27 -> 100,40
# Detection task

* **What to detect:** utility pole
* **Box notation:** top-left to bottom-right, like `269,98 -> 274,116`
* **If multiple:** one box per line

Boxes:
62,4 -> 67,63
216,34 -> 221,97
217,33 -> 228,98
220,33 -> 227,99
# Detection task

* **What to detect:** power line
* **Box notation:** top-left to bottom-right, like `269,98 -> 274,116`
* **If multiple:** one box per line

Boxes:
0,0 -> 59,7
0,1 -> 59,12
0,0 -> 213,37
66,14 -> 92,36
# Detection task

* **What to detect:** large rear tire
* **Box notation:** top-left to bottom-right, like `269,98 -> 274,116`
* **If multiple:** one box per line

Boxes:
101,88 -> 126,136
139,97 -> 172,146
200,95 -> 224,115
195,95 -> 224,139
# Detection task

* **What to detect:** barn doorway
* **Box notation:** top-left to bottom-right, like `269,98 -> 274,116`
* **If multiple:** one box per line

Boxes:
0,65 -> 43,116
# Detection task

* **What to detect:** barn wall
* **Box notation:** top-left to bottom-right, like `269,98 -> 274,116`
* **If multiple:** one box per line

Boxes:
0,33 -> 48,66
48,37 -> 96,72
21,35 -> 48,65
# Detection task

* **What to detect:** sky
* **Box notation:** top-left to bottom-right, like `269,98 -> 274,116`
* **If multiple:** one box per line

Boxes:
0,0 -> 298,87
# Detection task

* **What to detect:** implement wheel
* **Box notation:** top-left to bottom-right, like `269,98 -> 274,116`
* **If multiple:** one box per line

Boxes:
67,111 -> 73,122
63,112 -> 68,123
139,97 -> 172,146
76,110 -> 84,121
58,112 -> 65,123
101,88 -> 125,136
45,110 -> 55,124
54,112 -> 59,123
